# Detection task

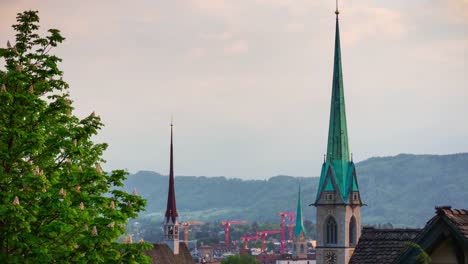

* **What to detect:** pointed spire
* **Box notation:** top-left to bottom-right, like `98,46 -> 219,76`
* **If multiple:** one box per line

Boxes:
326,3 -> 349,163
165,120 -> 178,223
294,184 -> 306,237
315,3 -> 360,205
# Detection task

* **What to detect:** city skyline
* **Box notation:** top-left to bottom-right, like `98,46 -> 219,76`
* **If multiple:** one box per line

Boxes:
1,0 -> 467,178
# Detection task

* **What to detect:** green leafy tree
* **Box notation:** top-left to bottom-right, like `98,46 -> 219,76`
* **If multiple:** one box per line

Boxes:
404,242 -> 431,264
0,11 -> 151,263
221,254 -> 259,264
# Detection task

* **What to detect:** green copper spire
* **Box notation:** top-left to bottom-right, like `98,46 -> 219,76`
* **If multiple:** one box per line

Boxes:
294,184 -> 306,237
327,12 -> 349,163
315,9 -> 360,204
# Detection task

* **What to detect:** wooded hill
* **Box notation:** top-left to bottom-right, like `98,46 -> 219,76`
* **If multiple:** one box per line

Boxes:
124,153 -> 468,227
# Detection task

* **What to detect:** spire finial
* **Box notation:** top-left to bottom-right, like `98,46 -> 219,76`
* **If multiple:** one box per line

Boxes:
335,0 -> 340,16
170,115 -> 174,127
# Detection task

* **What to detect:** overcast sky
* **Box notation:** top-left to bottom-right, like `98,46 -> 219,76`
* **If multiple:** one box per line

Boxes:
1,0 -> 467,179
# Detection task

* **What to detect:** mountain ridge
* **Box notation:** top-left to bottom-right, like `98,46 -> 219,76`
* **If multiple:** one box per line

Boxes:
124,153 -> 468,227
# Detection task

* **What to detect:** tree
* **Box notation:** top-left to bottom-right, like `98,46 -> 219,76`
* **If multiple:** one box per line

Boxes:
0,11 -> 151,263
404,242 -> 431,264
221,254 -> 259,264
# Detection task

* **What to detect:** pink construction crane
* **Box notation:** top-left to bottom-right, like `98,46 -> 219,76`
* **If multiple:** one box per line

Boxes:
278,212 -> 295,254
221,220 -> 248,245
256,230 -> 281,252
288,223 -> 296,242
240,235 -> 259,249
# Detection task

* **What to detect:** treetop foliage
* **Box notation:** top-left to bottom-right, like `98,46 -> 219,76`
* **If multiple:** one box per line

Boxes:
0,10 -> 151,263
221,254 -> 259,264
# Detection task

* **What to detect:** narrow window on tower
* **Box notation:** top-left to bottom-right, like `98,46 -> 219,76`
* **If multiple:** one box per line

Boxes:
349,216 -> 357,245
326,216 -> 338,244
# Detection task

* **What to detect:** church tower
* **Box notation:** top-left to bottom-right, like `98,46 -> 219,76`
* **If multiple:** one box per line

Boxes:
293,185 -> 307,260
314,5 -> 363,264
164,121 -> 180,254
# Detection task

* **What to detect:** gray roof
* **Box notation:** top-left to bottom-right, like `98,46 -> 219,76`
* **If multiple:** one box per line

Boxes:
349,227 -> 420,264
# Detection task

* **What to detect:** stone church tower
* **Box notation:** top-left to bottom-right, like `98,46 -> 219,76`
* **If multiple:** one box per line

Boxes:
314,7 -> 363,264
164,122 -> 180,254
293,185 -> 307,260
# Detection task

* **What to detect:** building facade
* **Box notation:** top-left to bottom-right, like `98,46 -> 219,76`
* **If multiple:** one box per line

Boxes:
313,8 -> 363,264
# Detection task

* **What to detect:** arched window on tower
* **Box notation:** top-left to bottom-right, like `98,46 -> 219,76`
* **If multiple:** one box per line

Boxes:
349,216 -> 357,245
326,216 -> 337,244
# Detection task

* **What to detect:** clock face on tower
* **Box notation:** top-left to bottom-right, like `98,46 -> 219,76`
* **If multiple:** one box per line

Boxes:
325,251 -> 337,264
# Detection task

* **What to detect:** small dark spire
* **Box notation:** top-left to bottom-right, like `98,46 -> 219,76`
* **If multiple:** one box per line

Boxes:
165,119 -> 178,223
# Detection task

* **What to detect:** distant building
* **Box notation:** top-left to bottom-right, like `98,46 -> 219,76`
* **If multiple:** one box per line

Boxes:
164,122 -> 180,254
349,206 -> 468,264
199,244 -> 214,263
145,123 -> 195,263
293,185 -> 308,260
276,253 -> 316,264
276,186 -> 316,264
313,5 -> 363,264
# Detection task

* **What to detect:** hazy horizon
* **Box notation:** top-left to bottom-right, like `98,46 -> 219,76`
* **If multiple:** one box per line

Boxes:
130,152 -> 468,180
1,0 -> 467,179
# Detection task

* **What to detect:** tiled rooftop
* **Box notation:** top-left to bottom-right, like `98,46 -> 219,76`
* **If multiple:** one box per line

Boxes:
349,227 -> 420,264
434,206 -> 468,240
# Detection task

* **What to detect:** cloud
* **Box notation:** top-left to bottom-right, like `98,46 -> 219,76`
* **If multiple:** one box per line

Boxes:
344,6 -> 407,45
284,21 -> 306,33
442,0 -> 468,23
411,39 -> 468,64
224,39 -> 249,55
203,31 -> 233,41
183,47 -> 207,62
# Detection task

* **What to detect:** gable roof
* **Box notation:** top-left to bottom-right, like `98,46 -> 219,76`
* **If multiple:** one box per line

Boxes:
349,227 -> 421,264
395,206 -> 468,263
434,206 -> 468,241
315,161 -> 358,203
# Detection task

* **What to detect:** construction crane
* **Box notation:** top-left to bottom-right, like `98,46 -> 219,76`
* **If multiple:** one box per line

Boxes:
221,220 -> 248,245
278,212 -> 295,254
256,230 -> 281,252
181,221 -> 204,246
288,223 -> 296,243
240,235 -> 259,249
